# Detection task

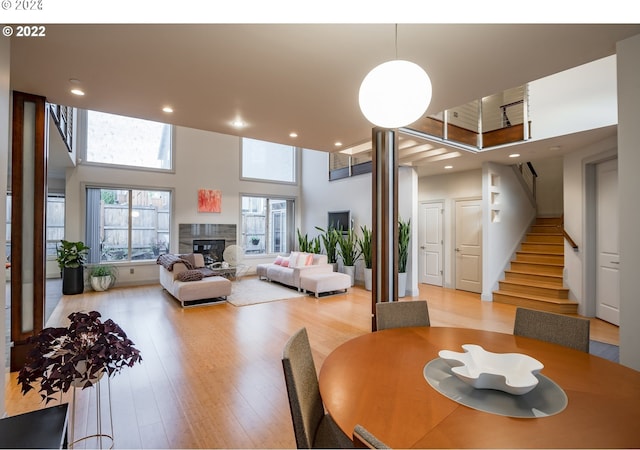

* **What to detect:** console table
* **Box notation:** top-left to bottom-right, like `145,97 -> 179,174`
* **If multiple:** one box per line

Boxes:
0,403 -> 68,449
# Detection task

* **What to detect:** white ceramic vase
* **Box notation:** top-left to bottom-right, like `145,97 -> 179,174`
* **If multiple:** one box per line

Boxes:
364,268 -> 372,291
90,275 -> 112,292
343,265 -> 355,286
398,272 -> 407,298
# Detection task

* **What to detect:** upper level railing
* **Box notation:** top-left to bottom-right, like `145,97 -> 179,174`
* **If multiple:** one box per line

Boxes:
406,84 -> 530,151
48,103 -> 74,152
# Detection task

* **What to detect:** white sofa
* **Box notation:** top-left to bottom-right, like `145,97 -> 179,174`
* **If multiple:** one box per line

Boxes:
256,252 -> 333,291
158,253 -> 232,307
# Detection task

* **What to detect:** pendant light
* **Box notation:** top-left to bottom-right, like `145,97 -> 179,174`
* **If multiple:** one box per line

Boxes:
359,25 -> 432,129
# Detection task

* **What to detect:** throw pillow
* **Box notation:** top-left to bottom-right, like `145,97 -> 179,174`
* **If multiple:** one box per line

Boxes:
288,251 -> 300,268
273,255 -> 284,265
177,269 -> 204,282
302,253 -> 314,266
281,259 -> 290,268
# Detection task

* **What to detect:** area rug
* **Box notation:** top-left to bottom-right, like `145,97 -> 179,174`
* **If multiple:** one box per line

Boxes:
590,340 -> 619,363
226,277 -> 307,307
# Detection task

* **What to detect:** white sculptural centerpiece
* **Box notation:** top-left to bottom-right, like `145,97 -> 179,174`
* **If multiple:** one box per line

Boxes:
438,344 -> 544,395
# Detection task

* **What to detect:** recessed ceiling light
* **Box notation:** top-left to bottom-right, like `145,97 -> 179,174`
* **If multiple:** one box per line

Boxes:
509,153 -> 520,158
334,142 -> 343,147
231,119 -> 246,128
549,145 -> 561,151
162,106 -> 174,113
444,165 -> 453,169
70,89 -> 85,96
289,132 -> 298,138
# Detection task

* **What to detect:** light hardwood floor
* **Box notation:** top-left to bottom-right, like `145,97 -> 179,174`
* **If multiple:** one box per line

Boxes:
4,279 -> 619,448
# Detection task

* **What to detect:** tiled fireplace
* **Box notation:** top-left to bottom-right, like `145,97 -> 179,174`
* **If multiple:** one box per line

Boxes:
178,224 -> 236,264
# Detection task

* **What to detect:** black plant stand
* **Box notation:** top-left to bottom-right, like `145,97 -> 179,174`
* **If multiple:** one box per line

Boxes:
62,266 -> 84,295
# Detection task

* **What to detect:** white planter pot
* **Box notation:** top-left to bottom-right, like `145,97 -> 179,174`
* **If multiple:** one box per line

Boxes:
343,265 -> 355,286
364,268 -> 373,291
90,275 -> 112,292
71,359 -> 105,388
398,272 -> 407,298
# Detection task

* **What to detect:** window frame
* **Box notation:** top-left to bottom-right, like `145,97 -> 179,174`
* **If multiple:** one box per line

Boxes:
77,109 -> 176,173
240,137 -> 299,185
84,184 -> 173,264
240,194 -> 296,258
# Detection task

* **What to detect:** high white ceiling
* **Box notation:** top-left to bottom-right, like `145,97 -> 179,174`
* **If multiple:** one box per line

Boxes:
9,24 -> 640,176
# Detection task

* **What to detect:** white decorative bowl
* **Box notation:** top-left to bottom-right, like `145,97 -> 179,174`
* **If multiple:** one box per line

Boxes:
438,344 -> 544,395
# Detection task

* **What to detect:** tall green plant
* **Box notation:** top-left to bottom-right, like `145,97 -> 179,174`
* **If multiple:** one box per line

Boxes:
315,226 -> 340,263
357,225 -> 373,269
337,227 -> 361,267
398,218 -> 411,273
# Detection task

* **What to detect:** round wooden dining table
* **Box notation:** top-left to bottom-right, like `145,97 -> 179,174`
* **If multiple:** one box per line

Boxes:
318,327 -> 640,449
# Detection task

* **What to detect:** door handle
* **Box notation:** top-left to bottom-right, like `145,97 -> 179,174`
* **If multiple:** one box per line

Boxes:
455,248 -> 460,252
420,245 -> 426,250
611,261 -> 620,264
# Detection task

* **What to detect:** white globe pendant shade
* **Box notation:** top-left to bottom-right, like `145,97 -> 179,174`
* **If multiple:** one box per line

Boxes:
359,60 -> 432,129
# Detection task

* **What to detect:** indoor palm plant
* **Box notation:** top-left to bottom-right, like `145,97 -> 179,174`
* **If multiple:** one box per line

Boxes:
357,225 -> 373,291
56,239 -> 90,295
398,218 -> 411,297
337,227 -> 361,286
17,311 -> 142,404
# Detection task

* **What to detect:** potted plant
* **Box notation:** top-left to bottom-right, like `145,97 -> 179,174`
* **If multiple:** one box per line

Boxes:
315,226 -> 341,271
56,240 -> 90,295
357,225 -> 373,291
398,218 -> 411,297
337,227 -> 361,286
17,311 -> 142,404
297,229 -> 321,254
89,264 -> 118,292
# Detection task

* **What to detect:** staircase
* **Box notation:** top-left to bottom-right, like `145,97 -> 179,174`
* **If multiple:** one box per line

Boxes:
493,217 -> 578,314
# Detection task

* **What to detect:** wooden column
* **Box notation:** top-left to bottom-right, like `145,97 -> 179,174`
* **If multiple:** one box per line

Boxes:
371,128 -> 398,331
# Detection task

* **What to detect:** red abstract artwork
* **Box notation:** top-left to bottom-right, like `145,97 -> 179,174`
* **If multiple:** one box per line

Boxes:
197,189 -> 222,213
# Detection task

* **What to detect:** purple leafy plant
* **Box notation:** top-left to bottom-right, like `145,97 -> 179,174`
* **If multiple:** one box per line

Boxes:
17,311 -> 142,404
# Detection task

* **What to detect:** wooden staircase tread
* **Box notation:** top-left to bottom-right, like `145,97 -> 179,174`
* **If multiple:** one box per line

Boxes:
505,269 -> 563,279
499,279 -> 568,290
492,290 -> 578,305
517,250 -> 564,256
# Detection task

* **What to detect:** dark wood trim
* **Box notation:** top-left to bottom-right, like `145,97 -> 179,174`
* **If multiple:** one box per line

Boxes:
10,91 -> 47,370
482,123 -> 525,148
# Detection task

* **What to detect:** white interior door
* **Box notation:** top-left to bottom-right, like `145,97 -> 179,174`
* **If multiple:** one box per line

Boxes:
596,158 -> 620,325
418,202 -> 443,286
455,199 -> 482,293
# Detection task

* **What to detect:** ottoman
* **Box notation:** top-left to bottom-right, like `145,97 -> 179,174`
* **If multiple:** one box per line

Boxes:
300,272 -> 351,298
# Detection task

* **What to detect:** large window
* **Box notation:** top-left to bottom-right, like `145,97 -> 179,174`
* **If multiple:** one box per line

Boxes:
86,187 -> 171,263
82,110 -> 173,170
241,195 -> 294,256
241,138 -> 297,183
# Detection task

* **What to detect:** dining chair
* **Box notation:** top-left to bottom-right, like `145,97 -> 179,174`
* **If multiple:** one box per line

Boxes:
353,424 -> 391,449
282,328 -> 354,449
375,300 -> 430,331
513,307 -> 590,353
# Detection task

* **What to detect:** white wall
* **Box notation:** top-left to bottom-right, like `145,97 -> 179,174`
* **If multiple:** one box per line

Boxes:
529,56 -> 618,140
418,169 -> 482,288
531,155 -> 564,217
0,33 -> 10,417
65,126 -> 301,285
482,162 -> 537,301
617,33 -> 640,371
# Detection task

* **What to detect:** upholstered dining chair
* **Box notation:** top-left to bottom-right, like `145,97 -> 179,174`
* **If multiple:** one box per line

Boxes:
375,300 -> 430,331
282,328 -> 354,449
513,307 -> 590,353
353,424 -> 391,449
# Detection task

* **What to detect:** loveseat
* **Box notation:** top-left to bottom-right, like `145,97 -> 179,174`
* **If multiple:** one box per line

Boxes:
256,252 -> 333,291
157,253 -> 232,307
